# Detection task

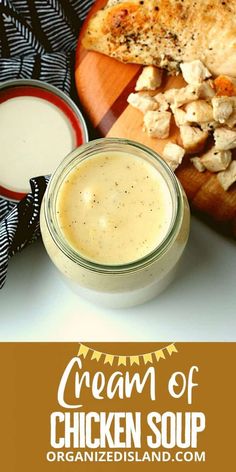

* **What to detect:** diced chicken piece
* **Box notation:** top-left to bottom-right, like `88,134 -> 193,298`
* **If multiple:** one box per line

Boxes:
190,157 -> 206,172
154,93 -> 169,111
172,108 -> 190,127
135,66 -> 163,91
225,110 -> 236,128
179,125 -> 208,153
198,80 -> 215,100
217,160 -> 236,190
180,60 -> 211,85
212,96 -> 234,123
201,147 -> 232,172
223,96 -> 236,127
164,160 -> 180,172
163,142 -> 185,171
185,100 -> 214,123
166,85 -> 200,109
214,128 -> 236,150
165,86 -> 199,107
143,111 -> 171,138
214,75 -> 236,97
127,92 -> 158,114
164,88 -> 179,105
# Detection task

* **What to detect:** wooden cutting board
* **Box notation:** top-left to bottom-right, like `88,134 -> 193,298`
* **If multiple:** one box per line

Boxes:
75,0 -> 236,237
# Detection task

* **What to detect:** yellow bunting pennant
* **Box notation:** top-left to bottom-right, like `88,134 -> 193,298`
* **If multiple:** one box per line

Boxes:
91,350 -> 102,362
104,354 -> 114,366
130,356 -> 140,366
154,349 -> 165,361
166,343 -> 178,356
118,356 -> 127,366
77,343 -> 177,367
143,353 -> 153,364
77,344 -> 89,358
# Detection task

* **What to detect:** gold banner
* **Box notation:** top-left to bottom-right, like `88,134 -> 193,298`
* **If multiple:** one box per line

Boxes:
77,342 -> 177,367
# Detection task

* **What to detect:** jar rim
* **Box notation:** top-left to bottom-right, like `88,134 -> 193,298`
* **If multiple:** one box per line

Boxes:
43,138 -> 184,274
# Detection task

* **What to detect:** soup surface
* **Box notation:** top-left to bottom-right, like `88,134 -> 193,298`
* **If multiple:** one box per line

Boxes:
57,152 -> 173,265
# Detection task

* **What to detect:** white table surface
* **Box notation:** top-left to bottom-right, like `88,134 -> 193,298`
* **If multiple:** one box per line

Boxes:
0,215 -> 235,342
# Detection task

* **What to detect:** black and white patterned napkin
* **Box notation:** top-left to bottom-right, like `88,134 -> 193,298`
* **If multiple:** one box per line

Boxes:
0,0 -> 94,288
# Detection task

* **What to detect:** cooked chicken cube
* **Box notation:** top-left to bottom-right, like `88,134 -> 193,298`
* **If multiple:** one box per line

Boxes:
164,160 -> 180,172
180,60 -> 211,85
180,125 -> 208,153
217,160 -> 236,190
225,109 -> 236,128
164,88 -> 179,105
154,93 -> 169,111
214,128 -> 236,150
223,96 -> 236,127
212,96 -> 234,123
201,147 -> 232,172
163,143 -> 185,171
127,92 -> 158,114
190,157 -> 206,172
143,111 -> 171,138
173,108 -> 190,127
198,80 -> 215,100
185,100 -> 214,123
165,85 -> 200,109
135,66 -> 163,91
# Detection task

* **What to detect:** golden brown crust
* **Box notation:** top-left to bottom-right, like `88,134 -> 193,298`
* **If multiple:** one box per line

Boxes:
214,76 -> 236,96
82,0 -> 236,77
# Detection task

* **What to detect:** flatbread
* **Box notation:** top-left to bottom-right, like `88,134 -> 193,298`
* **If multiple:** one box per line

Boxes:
82,0 -> 236,77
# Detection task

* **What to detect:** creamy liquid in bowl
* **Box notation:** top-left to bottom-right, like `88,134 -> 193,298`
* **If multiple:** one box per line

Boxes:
0,96 -> 75,194
56,152 -> 173,265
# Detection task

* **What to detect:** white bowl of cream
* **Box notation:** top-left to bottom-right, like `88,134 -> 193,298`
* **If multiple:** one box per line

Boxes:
0,79 -> 88,201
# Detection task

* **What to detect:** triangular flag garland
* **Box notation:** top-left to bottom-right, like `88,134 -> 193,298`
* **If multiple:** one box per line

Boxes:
91,350 -> 102,362
104,354 -> 114,366
77,343 -> 178,367
78,344 -> 89,358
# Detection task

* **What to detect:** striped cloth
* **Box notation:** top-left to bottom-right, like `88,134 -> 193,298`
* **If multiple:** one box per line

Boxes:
0,0 -> 94,288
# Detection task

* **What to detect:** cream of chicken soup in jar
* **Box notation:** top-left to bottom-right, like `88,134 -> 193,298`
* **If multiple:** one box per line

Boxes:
40,138 -> 190,307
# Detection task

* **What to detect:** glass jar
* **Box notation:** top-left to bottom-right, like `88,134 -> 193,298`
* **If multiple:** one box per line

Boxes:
40,138 -> 190,308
